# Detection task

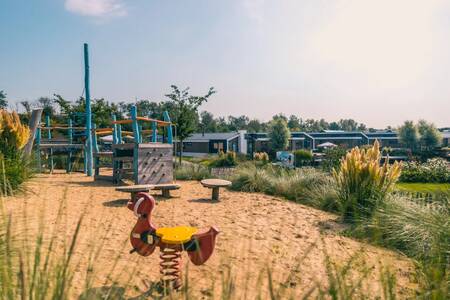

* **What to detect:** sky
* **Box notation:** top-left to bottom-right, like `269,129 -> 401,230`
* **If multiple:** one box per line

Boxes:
1,0 -> 449,128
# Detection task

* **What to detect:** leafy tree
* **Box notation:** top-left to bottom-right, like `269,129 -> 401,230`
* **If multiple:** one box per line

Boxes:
268,118 -> 290,152
287,115 -> 301,131
329,121 -> 340,130
417,120 -> 442,151
37,97 -> 54,117
200,111 -> 217,133
272,113 -> 288,123
165,85 -> 216,162
216,117 -> 229,132
228,115 -> 249,131
398,121 -> 419,150
20,101 -> 32,114
247,119 -> 264,133
0,90 -> 7,109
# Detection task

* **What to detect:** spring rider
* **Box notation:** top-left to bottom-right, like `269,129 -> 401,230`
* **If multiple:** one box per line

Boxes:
127,192 -> 219,289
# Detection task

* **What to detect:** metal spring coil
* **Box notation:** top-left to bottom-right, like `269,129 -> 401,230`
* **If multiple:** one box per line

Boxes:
159,248 -> 182,288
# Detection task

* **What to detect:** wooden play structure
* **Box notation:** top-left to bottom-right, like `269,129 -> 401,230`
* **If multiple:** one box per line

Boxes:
127,192 -> 219,289
35,113 -> 88,173
95,105 -> 175,185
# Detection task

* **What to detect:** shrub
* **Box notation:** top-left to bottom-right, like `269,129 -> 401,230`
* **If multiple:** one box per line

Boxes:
333,140 -> 401,222
0,110 -> 32,195
209,151 -> 237,167
321,147 -> 347,172
293,149 -> 313,167
400,158 -> 450,183
175,161 -> 211,180
253,152 -> 269,164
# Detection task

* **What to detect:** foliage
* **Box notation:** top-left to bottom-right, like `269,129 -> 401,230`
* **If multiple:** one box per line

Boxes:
0,110 -> 32,194
321,147 -> 347,172
229,164 -> 338,210
293,149 -> 313,167
417,119 -> 442,151
333,141 -> 401,222
253,152 -> 269,164
209,151 -> 237,167
0,90 -> 8,109
268,118 -> 290,152
398,120 -> 420,150
0,110 -> 30,155
174,161 -> 211,180
362,193 -> 450,298
400,158 -> 450,183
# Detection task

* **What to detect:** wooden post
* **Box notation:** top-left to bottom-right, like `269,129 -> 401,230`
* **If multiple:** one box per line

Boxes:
45,115 -> 53,173
84,43 -> 93,176
23,108 -> 43,156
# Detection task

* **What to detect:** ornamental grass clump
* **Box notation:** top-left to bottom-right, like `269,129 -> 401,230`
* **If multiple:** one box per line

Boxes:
333,140 -> 401,222
0,110 -> 31,195
0,110 -> 30,154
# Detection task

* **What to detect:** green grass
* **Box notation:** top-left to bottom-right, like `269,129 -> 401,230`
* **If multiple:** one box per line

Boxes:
396,182 -> 450,193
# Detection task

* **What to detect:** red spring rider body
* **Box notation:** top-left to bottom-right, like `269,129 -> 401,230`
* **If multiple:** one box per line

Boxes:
127,192 -> 219,289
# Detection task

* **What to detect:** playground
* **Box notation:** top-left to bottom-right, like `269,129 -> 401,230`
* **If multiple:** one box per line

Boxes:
3,172 -> 416,298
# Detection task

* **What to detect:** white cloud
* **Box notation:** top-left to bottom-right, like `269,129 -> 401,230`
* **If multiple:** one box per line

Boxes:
65,0 -> 127,17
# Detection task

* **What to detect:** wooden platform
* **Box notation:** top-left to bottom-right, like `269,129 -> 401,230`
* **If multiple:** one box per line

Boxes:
39,143 -> 84,149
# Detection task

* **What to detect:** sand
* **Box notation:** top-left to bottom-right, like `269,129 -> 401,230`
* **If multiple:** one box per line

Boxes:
3,172 -> 416,299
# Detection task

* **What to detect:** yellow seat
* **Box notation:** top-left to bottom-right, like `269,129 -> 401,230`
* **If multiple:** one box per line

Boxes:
156,226 -> 198,244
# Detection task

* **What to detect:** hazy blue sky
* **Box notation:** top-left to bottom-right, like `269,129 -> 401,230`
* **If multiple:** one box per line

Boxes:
1,0 -> 449,128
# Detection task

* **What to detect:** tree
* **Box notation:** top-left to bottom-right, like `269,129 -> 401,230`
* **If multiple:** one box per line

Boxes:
247,119 -> 264,133
20,101 -> 32,114
228,115 -> 249,131
165,85 -> 216,162
417,120 -> 442,151
268,118 -> 290,152
288,115 -> 301,131
37,97 -> 55,117
200,111 -> 217,133
0,90 -> 8,109
398,121 -> 419,150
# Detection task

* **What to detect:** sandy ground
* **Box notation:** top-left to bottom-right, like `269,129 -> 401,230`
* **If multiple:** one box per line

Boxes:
4,172 -> 417,299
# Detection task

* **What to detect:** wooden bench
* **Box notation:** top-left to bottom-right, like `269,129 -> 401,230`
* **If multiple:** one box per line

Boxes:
115,185 -> 152,202
200,179 -> 231,201
152,183 -> 181,198
116,183 -> 181,200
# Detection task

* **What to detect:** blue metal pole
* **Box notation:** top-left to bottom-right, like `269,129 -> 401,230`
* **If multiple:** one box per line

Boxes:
163,111 -> 173,144
131,105 -> 140,144
112,114 -> 118,145
84,43 -> 93,176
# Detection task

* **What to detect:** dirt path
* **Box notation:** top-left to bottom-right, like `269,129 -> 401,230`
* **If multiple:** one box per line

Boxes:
4,172 -> 416,299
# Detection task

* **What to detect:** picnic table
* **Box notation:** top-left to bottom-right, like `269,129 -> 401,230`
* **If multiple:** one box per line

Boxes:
116,183 -> 181,200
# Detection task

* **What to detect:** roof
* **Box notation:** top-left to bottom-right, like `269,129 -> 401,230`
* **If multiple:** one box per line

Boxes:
182,132 -> 240,142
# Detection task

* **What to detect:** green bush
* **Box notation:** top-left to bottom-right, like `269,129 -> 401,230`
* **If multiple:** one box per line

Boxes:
293,149 -> 313,167
175,161 -> 211,180
321,147 -> 347,172
209,151 -> 237,168
400,158 -> 450,183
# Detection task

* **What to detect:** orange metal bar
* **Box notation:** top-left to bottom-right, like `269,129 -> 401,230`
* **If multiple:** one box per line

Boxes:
111,119 -> 133,125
